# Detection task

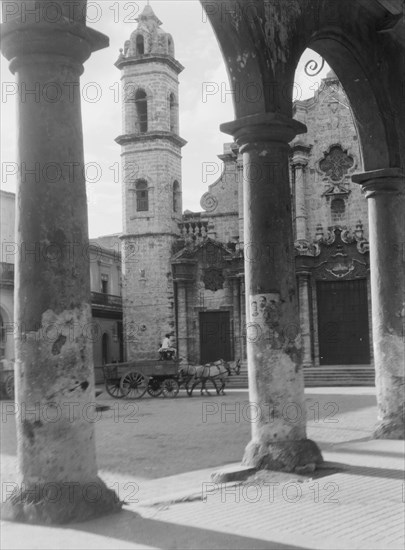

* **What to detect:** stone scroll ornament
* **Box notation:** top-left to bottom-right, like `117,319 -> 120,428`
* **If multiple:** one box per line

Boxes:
200,191 -> 218,212
304,57 -> 325,77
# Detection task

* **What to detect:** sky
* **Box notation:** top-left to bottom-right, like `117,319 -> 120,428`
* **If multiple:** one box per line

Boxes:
0,0 -> 331,238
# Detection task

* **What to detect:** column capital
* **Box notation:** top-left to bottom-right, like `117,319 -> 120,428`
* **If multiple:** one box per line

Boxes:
1,19 -> 109,72
352,168 -> 404,198
290,143 -> 312,167
220,112 -> 307,152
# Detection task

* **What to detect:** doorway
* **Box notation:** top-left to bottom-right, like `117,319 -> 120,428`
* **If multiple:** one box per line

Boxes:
199,311 -> 232,364
317,279 -> 370,365
102,332 -> 109,364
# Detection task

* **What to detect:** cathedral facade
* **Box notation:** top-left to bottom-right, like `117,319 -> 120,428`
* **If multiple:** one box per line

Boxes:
114,5 -> 373,383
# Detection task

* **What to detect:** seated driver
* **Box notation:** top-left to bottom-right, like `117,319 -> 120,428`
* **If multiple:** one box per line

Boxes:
159,333 -> 177,360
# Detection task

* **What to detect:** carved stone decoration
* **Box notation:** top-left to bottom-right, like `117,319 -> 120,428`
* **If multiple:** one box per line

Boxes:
319,145 -> 354,182
294,239 -> 319,256
312,227 -> 369,280
202,268 -> 224,291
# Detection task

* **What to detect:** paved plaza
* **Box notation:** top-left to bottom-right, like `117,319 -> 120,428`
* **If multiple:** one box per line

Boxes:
1,386 -> 404,549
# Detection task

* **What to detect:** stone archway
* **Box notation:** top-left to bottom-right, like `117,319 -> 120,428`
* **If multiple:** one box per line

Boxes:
309,37 -> 394,171
202,0 -> 404,461
304,36 -> 404,439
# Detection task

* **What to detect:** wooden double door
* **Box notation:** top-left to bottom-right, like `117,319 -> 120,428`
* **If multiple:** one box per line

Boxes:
199,311 -> 232,364
317,279 -> 370,365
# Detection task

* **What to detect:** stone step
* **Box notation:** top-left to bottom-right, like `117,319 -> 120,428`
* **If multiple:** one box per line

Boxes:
96,364 -> 375,388
225,365 -> 375,388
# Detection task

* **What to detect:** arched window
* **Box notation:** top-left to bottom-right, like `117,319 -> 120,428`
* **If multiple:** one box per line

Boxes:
136,34 -> 144,55
169,93 -> 177,133
135,89 -> 148,133
136,179 -> 148,212
331,198 -> 345,224
173,180 -> 180,212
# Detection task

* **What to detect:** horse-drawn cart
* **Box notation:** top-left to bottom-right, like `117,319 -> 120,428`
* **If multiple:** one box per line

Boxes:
102,358 -> 241,399
103,359 -> 188,399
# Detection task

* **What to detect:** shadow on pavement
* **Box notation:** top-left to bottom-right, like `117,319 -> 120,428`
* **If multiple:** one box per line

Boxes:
71,509 -> 307,550
326,462 -> 404,480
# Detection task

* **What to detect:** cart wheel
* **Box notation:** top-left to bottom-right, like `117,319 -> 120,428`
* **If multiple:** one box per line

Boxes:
4,373 -> 15,400
105,380 -> 125,399
161,378 -> 179,398
147,377 -> 163,397
120,371 -> 148,399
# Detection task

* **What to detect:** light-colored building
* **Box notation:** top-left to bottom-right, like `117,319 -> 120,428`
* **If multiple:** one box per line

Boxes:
1,5 -> 375,386
0,192 -> 123,381
112,5 -> 372,385
0,190 -> 16,364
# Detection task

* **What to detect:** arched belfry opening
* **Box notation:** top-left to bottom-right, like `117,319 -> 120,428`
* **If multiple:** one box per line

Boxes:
169,92 -> 177,133
168,36 -> 174,56
135,179 -> 149,212
135,89 -> 148,133
172,180 -> 180,212
136,34 -> 144,55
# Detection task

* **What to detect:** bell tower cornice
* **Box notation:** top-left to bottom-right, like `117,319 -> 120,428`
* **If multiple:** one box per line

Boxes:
115,131 -> 187,148
115,53 -> 184,75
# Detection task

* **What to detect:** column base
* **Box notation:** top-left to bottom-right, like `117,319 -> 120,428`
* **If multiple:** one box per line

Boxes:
2,477 -> 123,525
374,418 -> 405,440
242,439 -> 323,473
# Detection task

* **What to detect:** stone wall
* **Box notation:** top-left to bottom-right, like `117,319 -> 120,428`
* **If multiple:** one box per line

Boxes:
122,233 -> 176,360
121,136 -> 183,237
292,75 -> 369,241
122,62 -> 180,135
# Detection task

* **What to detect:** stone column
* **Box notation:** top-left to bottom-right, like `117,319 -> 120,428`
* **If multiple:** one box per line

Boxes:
1,2 -> 120,523
231,277 -> 241,359
353,168 -> 405,439
176,281 -> 189,362
221,113 -> 322,471
297,271 -> 313,367
240,275 -> 246,361
291,145 -> 311,243
237,154 -> 244,248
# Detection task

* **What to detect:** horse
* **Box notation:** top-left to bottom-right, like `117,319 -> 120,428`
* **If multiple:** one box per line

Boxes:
181,358 -> 241,396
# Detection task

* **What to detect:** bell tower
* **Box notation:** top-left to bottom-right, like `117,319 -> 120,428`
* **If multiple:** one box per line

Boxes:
116,3 -> 186,360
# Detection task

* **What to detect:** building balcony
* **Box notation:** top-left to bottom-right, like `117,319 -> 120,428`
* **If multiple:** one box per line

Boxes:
178,219 -> 210,244
91,292 -> 123,316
